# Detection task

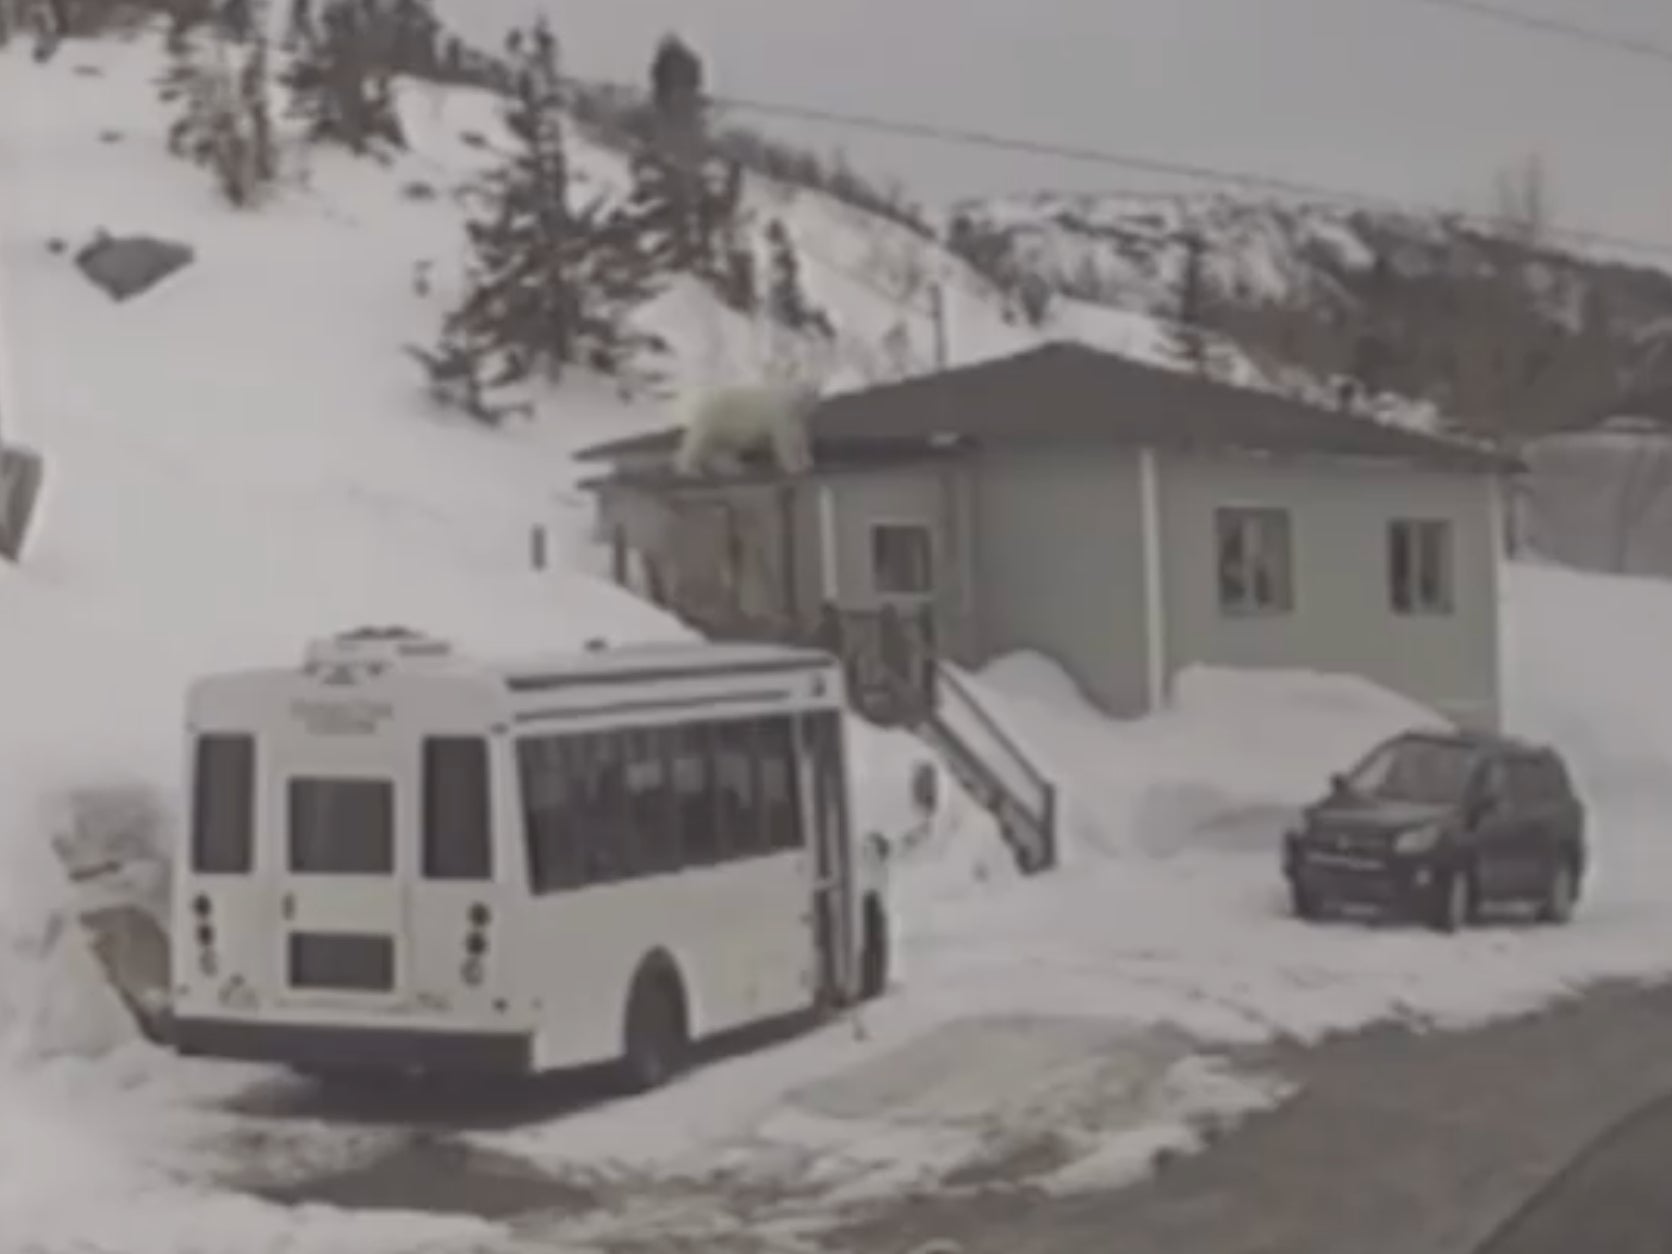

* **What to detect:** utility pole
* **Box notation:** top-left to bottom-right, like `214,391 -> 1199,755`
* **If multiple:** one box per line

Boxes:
929,281 -> 949,369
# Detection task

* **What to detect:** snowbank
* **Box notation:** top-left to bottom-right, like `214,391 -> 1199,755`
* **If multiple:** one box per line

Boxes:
969,651 -> 1445,866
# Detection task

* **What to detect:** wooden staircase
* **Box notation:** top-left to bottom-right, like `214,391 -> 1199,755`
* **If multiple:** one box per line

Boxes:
919,664 -> 1058,874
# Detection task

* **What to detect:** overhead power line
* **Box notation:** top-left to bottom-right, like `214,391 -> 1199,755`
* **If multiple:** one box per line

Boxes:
1389,0 -> 1672,68
566,73 -> 1672,264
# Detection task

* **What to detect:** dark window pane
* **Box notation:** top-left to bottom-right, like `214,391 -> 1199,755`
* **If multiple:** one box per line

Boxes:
672,725 -> 719,865
288,778 -> 394,874
422,736 -> 492,881
519,737 -> 582,893
626,728 -> 679,875
758,718 -> 803,852
712,721 -> 762,858
192,734 -> 255,874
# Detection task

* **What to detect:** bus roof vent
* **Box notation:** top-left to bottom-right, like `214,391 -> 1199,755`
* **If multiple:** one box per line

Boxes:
303,625 -> 454,676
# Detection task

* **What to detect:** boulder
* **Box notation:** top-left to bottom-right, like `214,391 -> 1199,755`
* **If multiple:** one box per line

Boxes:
74,232 -> 195,302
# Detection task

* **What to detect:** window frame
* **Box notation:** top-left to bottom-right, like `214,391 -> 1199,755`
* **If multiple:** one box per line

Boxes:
1215,505 -> 1295,617
1388,517 -> 1455,616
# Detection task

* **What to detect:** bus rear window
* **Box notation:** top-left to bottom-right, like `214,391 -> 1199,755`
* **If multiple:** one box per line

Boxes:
288,778 -> 393,874
191,734 -> 255,874
423,736 -> 492,880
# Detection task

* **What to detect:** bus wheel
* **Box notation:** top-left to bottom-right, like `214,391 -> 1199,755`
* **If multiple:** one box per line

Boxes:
859,897 -> 890,1002
620,965 -> 688,1094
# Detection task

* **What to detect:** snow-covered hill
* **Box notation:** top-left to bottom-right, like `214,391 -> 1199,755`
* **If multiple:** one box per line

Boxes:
9,19 -> 1672,1254
951,189 -> 1672,432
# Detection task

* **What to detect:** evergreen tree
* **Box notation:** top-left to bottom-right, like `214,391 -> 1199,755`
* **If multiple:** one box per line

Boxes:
283,0 -> 404,154
158,15 -> 274,207
765,219 -> 834,338
240,31 -> 277,184
414,17 -> 667,421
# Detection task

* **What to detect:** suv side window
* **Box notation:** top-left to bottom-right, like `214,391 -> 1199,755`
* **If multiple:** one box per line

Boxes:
1503,756 -> 1545,804
1529,752 -> 1575,802
1473,757 -> 1507,804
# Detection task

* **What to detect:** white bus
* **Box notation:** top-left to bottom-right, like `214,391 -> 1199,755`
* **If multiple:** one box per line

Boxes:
169,627 -> 891,1089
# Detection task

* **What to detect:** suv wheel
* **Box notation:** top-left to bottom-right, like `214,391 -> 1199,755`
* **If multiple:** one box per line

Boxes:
1429,867 -> 1473,934
1538,858 -> 1577,926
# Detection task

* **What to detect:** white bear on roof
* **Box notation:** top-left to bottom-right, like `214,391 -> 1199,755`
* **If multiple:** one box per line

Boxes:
674,381 -> 820,478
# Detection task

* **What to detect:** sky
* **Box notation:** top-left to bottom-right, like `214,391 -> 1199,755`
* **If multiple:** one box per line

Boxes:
432,0 -> 1672,264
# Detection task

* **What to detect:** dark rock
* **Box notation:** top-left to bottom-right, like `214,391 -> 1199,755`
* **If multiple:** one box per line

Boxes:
74,232 -> 195,302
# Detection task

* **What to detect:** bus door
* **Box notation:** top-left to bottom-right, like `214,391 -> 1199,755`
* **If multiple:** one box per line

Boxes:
268,720 -> 411,1011
803,710 -> 856,1007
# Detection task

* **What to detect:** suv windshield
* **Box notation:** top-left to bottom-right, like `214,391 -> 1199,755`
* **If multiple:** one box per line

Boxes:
1344,736 -> 1478,805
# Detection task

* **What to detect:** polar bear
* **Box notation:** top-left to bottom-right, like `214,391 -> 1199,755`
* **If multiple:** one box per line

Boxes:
674,381 -> 820,478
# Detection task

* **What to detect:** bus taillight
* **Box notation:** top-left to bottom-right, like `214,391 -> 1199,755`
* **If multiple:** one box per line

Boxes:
462,902 -> 490,985
193,894 -> 218,975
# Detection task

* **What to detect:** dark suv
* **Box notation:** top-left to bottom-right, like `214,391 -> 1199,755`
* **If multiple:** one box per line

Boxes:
1282,728 -> 1587,932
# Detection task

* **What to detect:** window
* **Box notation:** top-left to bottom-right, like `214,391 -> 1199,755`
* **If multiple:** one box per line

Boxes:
1506,753 -> 1574,804
871,523 -> 934,596
191,734 -> 255,874
568,734 -> 630,884
1216,507 -> 1293,615
422,737 -> 491,881
758,718 -> 804,852
623,728 -> 678,875
519,717 -> 813,889
1502,757 -> 1542,803
712,721 -> 763,858
671,725 -> 720,866
287,778 -> 393,874
1345,735 -> 1478,805
1389,519 -> 1453,615
519,737 -> 584,893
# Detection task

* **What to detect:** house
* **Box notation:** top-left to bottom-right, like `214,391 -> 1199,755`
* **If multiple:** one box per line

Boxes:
575,341 -> 1516,734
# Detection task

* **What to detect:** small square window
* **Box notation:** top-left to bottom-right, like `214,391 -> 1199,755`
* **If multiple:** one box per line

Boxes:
871,523 -> 934,596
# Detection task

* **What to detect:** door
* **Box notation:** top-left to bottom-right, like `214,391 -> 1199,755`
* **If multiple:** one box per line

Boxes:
272,745 -> 409,1010
1505,752 -> 1573,895
1468,757 -> 1530,901
1474,755 -> 1550,900
803,710 -> 855,1006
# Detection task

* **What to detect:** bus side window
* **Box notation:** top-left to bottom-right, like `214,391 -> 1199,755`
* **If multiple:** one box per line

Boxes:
569,734 -> 628,885
713,720 -> 763,860
519,736 -> 582,893
192,733 -> 255,874
422,736 -> 491,881
758,717 -> 802,852
672,725 -> 719,865
625,728 -> 678,876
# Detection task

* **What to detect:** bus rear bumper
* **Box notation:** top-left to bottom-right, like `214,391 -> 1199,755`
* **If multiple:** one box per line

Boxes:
172,1016 -> 533,1076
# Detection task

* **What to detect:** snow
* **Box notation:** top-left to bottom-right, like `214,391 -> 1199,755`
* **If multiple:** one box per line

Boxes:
9,19 -> 1672,1254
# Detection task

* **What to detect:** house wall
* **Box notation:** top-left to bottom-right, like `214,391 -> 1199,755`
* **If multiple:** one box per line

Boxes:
595,480 -> 799,631
969,445 -> 1152,716
814,459 -> 976,660
1153,450 -> 1502,731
